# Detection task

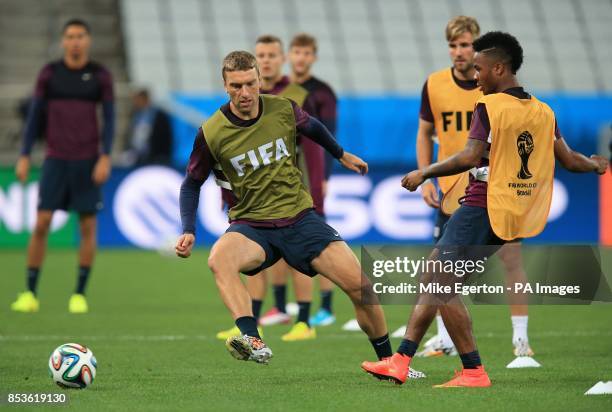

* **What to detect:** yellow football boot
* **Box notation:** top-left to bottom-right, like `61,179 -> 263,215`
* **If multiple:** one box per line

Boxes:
68,294 -> 89,314
281,322 -> 316,342
10,291 -> 39,313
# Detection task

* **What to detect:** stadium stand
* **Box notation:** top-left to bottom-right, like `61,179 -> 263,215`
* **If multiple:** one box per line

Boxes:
1,0 -> 610,161
0,0 -> 129,163
120,0 -> 612,95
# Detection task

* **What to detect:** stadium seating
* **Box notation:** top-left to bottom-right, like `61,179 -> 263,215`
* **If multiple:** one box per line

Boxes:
1,0 -> 609,160
0,0 -> 129,163
120,0 -> 612,95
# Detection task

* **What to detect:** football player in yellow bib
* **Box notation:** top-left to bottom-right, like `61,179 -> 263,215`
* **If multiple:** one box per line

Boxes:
362,32 -> 608,387
414,16 -> 537,359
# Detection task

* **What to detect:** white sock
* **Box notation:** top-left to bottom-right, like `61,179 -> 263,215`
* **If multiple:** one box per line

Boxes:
511,315 -> 528,345
436,315 -> 454,348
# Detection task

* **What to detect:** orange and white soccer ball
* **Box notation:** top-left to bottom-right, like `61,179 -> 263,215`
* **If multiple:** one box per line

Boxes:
48,343 -> 97,389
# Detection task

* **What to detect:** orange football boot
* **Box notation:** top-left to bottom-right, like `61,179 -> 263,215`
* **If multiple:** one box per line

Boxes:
361,353 -> 411,385
433,365 -> 491,388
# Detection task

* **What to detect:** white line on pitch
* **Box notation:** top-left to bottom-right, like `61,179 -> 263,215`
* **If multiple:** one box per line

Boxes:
0,330 -> 611,342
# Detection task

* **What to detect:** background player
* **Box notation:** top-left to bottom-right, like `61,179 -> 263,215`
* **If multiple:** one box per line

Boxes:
11,18 -> 115,314
288,33 -> 338,327
176,50 -> 394,366
362,31 -> 608,387
413,16 -> 533,358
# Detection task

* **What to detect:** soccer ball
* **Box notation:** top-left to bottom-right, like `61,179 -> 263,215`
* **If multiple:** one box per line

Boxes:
48,343 -> 97,389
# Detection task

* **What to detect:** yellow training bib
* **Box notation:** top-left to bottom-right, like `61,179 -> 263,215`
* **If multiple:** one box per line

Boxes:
440,171 -> 470,216
483,93 -> 556,240
427,68 -> 482,193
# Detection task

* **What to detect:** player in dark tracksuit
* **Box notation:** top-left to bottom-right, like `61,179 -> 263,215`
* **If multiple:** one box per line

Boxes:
288,33 -> 340,328
11,19 -> 115,314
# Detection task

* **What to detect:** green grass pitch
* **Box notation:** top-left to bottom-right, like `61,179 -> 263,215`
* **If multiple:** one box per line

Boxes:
1,249 -> 611,411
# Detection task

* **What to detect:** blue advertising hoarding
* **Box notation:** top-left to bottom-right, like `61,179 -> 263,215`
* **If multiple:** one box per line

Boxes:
91,166 -> 598,248
0,166 -> 599,248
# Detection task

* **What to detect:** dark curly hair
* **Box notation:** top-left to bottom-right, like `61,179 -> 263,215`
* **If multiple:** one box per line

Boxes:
473,31 -> 523,74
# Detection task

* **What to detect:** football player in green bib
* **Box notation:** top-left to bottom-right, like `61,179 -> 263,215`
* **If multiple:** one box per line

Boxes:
175,51 -> 392,365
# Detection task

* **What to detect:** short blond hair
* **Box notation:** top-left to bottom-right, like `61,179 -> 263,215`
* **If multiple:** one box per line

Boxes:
445,16 -> 480,41
290,33 -> 317,54
222,50 -> 259,80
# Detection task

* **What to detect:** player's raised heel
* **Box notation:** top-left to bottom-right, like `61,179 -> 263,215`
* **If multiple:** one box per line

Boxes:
361,353 -> 412,385
225,335 -> 273,364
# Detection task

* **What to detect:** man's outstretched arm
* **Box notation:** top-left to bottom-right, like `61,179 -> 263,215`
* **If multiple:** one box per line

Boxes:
298,116 -> 344,159
294,104 -> 368,175
401,139 -> 486,191
554,137 -> 608,174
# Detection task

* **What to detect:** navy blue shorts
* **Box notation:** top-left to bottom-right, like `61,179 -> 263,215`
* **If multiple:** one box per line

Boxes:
437,205 -> 504,247
38,157 -> 103,214
435,205 -> 505,264
226,210 -> 343,276
433,205 -> 450,243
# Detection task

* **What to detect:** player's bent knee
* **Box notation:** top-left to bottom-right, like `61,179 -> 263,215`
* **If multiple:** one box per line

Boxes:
329,271 -> 363,302
33,218 -> 52,237
338,273 -> 361,295
208,251 -> 262,277
207,253 -> 231,276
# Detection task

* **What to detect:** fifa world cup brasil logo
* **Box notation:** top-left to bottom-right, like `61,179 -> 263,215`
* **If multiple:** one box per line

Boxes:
516,131 -> 534,179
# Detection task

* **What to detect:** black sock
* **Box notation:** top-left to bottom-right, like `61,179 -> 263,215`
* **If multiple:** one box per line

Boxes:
27,267 -> 40,295
273,285 -> 287,313
252,300 -> 263,321
235,316 -> 260,338
297,301 -> 311,326
321,290 -> 333,312
370,334 -> 393,360
459,350 -> 482,369
75,266 -> 91,295
397,339 -> 419,357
